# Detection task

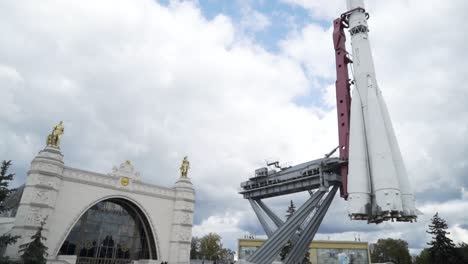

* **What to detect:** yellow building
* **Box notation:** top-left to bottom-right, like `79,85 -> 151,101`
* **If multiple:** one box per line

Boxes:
238,239 -> 370,264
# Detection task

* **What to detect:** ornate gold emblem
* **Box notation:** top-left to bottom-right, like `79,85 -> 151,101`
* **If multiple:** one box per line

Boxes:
120,177 -> 130,186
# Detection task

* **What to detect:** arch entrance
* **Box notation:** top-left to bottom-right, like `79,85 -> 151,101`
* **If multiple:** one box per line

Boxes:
58,198 -> 157,264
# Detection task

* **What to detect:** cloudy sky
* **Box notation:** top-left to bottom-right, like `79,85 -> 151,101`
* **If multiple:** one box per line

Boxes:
1,0 -> 467,255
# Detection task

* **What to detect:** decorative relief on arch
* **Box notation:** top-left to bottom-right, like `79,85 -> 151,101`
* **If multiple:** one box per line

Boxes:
178,228 -> 192,242
34,190 -> 51,204
25,207 -> 48,226
174,211 -> 193,225
108,161 -> 141,182
31,162 -> 63,175
176,243 -> 190,261
176,192 -> 195,200
174,200 -> 194,212
20,188 -> 55,207
171,224 -> 192,243
27,174 -> 60,190
62,169 -> 176,200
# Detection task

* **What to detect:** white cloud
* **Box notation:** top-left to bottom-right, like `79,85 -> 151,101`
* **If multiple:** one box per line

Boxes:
449,225 -> 468,245
193,213 -> 242,235
280,24 -> 335,79
281,0 -> 344,19
463,188 -> 468,200
192,212 -> 246,250
240,7 -> 271,33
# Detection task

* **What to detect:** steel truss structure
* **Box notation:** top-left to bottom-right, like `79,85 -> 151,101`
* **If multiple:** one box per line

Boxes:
240,157 -> 342,264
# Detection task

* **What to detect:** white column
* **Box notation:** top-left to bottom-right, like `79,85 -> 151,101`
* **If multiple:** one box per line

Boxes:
6,147 -> 64,259
168,177 -> 195,264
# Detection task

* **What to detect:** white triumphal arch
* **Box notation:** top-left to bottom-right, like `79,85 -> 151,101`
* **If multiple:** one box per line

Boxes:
1,124 -> 195,264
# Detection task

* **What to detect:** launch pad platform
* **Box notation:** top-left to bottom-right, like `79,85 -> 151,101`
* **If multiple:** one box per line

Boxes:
240,157 -> 343,200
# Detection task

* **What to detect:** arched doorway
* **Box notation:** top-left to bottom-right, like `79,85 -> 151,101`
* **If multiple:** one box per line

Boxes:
58,198 -> 157,263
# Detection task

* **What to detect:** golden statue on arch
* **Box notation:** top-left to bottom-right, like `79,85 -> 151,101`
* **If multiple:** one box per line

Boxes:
46,121 -> 64,148
180,156 -> 190,177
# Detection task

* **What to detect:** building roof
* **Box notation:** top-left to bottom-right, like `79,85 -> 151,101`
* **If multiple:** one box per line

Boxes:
238,238 -> 369,249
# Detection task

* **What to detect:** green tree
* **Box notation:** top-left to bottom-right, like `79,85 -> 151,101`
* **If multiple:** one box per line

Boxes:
0,233 -> 19,264
285,200 -> 296,220
279,200 -> 310,263
199,233 -> 223,261
280,200 -> 296,261
426,212 -> 457,264
414,248 -> 430,264
0,160 -> 16,212
370,238 -> 411,264
19,220 -> 48,264
220,248 -> 235,263
458,242 -> 468,249
303,250 -> 311,264
190,236 -> 201,259
0,160 -> 20,263
456,242 -> 468,262
279,241 -> 292,261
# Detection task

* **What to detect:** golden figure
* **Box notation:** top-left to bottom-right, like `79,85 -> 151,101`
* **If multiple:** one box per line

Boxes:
180,156 -> 190,177
46,121 -> 64,148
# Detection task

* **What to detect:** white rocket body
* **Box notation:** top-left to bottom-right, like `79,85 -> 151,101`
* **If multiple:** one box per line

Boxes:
346,0 -> 418,222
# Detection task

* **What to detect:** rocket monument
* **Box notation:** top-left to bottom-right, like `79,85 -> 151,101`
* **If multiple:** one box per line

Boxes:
337,0 -> 420,223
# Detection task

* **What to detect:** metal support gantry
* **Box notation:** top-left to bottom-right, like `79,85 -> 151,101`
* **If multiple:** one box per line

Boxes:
248,186 -> 337,264
240,157 -> 342,264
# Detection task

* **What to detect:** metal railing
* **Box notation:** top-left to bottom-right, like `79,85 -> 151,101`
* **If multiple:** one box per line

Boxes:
76,257 -> 132,264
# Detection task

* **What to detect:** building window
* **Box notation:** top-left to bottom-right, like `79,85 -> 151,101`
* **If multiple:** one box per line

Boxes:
317,248 -> 368,264
59,199 -> 157,263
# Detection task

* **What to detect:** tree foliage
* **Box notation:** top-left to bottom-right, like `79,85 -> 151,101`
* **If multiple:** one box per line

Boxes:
191,233 -> 235,262
280,200 -> 296,261
456,242 -> 468,263
199,233 -> 222,260
0,160 -> 20,263
19,220 -> 48,264
280,241 -> 292,261
197,233 -> 224,261
370,238 -> 411,264
414,248 -> 430,264
190,236 -> 201,259
303,250 -> 311,264
426,212 -> 457,264
285,200 -> 296,220
279,200 -> 310,263
220,248 -> 235,263
0,233 -> 20,264
0,161 -> 15,212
